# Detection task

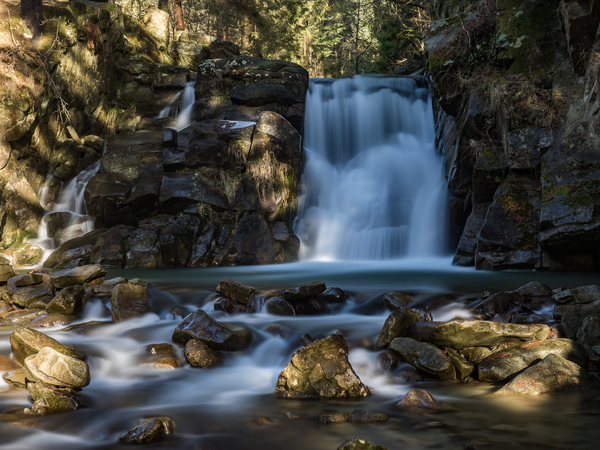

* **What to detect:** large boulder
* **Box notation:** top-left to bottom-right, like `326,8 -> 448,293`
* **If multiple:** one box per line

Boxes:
494,353 -> 598,395
10,327 -> 85,366
478,338 -> 589,382
50,264 -> 107,288
111,283 -> 150,322
24,346 -> 90,389
376,308 -> 421,349
172,309 -> 253,351
407,320 -> 550,350
275,334 -> 369,399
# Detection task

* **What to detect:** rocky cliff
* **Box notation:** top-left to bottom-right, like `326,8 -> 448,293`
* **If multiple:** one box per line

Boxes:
428,0 -> 600,270
0,1 -> 305,269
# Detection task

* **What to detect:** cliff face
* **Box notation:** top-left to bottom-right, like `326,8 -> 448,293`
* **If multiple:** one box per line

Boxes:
0,1 -> 305,269
429,0 -> 600,270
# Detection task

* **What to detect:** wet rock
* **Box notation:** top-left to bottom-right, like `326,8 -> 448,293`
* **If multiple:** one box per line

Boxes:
216,278 -> 256,305
119,417 -> 174,444
29,313 -> 73,328
10,327 -> 85,366
3,369 -> 27,388
184,339 -> 224,368
51,264 -> 107,288
377,351 -> 399,371
461,346 -> 494,364
7,272 -> 46,288
383,292 -> 413,310
9,283 -> 54,308
561,300 -> 600,339
111,284 -> 150,322
515,281 -> 553,299
1,309 -> 47,326
265,297 -> 295,316
407,320 -> 550,350
389,337 -> 456,380
452,203 -> 490,267
376,308 -> 422,349
478,338 -> 588,382
577,316 -> 600,351
146,343 -> 174,356
0,264 -> 15,283
397,389 -> 439,408
290,296 -> 329,315
27,381 -> 83,414
494,354 -> 599,395
276,334 -> 369,399
172,309 -> 253,351
45,285 -> 85,315
281,281 -> 326,301
321,287 -> 349,303
214,296 -> 251,314
337,438 -> 389,450
143,356 -> 179,370
472,291 -> 524,317
446,347 -> 475,379
320,409 -> 388,424
553,285 -> 600,305
0,355 -> 21,372
24,346 -> 90,388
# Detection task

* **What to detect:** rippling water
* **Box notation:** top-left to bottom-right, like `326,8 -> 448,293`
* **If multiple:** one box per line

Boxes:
1,262 -> 599,450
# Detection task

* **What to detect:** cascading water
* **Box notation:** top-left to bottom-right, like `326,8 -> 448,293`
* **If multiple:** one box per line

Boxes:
30,152 -> 103,262
294,75 -> 448,261
157,81 -> 196,129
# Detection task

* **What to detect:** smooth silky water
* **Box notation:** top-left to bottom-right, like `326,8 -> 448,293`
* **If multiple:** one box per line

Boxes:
1,77 -> 599,449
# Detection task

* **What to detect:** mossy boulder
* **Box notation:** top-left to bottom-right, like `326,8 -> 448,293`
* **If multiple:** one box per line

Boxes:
389,337 -> 456,380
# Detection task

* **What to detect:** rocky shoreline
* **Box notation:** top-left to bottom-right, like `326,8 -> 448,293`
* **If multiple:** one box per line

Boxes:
1,263 -> 599,448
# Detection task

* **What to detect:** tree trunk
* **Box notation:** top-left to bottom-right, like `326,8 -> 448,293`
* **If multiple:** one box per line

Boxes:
174,0 -> 185,31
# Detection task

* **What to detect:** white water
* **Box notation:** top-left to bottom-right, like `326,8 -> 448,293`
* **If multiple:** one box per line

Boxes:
30,154 -> 103,262
294,75 -> 448,261
158,81 -> 196,130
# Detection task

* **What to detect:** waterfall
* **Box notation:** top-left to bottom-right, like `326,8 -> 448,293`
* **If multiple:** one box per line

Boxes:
294,75 -> 448,261
157,81 -> 196,130
30,148 -> 103,263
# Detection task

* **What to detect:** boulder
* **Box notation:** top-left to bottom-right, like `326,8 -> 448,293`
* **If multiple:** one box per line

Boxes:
494,353 -> 598,395
407,320 -> 550,350
249,111 -> 301,166
10,327 -> 85,365
46,285 -> 85,315
275,334 -> 369,399
452,203 -> 489,267
397,389 -> 439,408
446,347 -> 475,379
321,287 -> 349,303
376,308 -> 421,349
3,369 -> 27,388
264,297 -> 295,316
172,309 -> 253,351
27,381 -> 83,414
389,337 -> 456,380
111,284 -> 150,322
120,417 -> 174,444
280,281 -> 326,301
561,300 -> 600,339
184,339 -> 224,368
383,292 -> 413,310
472,291 -> 524,317
216,278 -> 256,305
231,81 -> 306,107
515,281 -> 553,299
0,264 -> 15,283
24,346 -> 90,388
478,338 -> 588,382
1,309 -> 47,326
10,284 -> 54,308
577,316 -> 600,350
319,410 -> 388,424
553,285 -> 600,305
51,264 -> 107,288
214,296 -> 251,314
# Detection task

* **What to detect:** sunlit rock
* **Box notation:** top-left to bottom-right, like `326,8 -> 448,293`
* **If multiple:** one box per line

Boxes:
184,339 -> 224,368
478,338 -> 588,382
407,320 -> 550,350
494,354 -> 598,395
111,283 -> 150,322
10,327 -> 85,366
46,285 -> 85,315
24,346 -> 90,389
275,334 -> 369,399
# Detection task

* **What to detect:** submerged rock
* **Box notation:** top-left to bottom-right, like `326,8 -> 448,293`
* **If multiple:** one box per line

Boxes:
119,417 -> 174,444
319,410 -> 388,424
494,353 -> 598,395
276,334 -> 369,399
337,438 -> 389,450
172,309 -> 253,351
397,389 -> 439,409
478,338 -> 588,382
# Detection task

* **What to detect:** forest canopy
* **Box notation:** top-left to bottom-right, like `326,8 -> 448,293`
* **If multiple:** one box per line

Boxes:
128,0 -> 433,77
